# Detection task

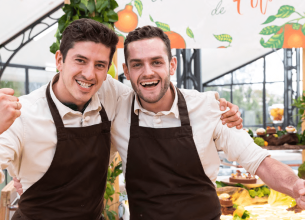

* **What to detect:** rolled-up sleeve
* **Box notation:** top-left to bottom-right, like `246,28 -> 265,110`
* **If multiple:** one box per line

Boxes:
0,116 -> 24,182
213,122 -> 270,174
208,92 -> 270,175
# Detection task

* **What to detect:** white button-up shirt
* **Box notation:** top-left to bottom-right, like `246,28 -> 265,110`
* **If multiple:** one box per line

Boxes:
0,74 -> 131,191
111,85 -> 270,184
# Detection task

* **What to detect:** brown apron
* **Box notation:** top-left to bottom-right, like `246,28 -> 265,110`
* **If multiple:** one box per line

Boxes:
12,83 -> 111,220
125,88 -> 221,220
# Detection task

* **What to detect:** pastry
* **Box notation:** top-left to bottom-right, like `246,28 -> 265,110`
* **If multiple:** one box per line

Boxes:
266,126 -> 276,134
229,171 -> 257,184
219,193 -> 236,215
286,125 -> 296,133
218,193 -> 233,207
256,128 -> 266,136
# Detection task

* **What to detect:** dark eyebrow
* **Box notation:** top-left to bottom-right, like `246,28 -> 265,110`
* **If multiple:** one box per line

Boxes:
75,54 -> 108,65
151,56 -> 164,60
129,56 -> 164,63
74,54 -> 88,60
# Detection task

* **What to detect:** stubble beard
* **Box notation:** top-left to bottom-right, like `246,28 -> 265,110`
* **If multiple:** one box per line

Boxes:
131,73 -> 171,104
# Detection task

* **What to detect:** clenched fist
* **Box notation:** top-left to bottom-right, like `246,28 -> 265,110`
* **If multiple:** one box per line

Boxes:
0,88 -> 22,135
293,178 -> 305,210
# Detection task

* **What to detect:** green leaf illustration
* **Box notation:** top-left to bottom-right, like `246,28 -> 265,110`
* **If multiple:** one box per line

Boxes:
260,33 -> 284,48
155,22 -> 170,32
262,15 -> 276,24
214,34 -> 232,43
134,0 -> 143,17
259,26 -> 281,35
87,0 -> 95,14
186,27 -> 194,39
302,23 -> 305,36
292,23 -> 301,30
149,15 -> 154,22
115,31 -> 126,39
276,5 -> 295,18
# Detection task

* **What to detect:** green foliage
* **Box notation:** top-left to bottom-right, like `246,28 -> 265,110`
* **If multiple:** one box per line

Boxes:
241,210 -> 251,219
296,130 -> 305,145
102,160 -> 123,220
248,129 -> 254,138
277,130 -> 287,137
50,0 -> 119,54
298,161 -> 305,179
254,137 -> 265,146
216,181 -> 227,188
233,215 -> 241,220
248,186 -> 270,198
292,91 -> 305,129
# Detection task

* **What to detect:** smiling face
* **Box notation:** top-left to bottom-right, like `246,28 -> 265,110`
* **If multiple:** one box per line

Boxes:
55,41 -> 111,109
123,38 -> 177,108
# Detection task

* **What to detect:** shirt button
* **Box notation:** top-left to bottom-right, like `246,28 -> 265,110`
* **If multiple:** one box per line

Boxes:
84,116 -> 90,122
155,118 -> 161,124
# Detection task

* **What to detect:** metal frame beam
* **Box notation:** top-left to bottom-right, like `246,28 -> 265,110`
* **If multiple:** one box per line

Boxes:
176,49 -> 202,91
0,3 -> 64,80
202,49 -> 301,129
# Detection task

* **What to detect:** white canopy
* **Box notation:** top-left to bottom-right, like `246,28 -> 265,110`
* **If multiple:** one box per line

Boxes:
1,0 -> 299,84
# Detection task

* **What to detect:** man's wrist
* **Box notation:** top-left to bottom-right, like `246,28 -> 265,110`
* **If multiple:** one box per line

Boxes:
292,178 -> 303,198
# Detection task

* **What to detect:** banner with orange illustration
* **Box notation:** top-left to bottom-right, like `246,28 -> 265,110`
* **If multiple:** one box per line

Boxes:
114,0 -> 305,49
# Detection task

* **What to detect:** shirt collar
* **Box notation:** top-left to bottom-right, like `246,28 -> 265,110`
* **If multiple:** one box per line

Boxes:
133,82 -> 179,118
49,74 -> 102,118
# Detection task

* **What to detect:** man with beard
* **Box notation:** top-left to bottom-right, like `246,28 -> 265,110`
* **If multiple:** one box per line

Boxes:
109,25 -> 305,219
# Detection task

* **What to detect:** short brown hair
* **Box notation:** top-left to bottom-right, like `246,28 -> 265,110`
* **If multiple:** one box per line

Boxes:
60,18 -> 118,65
124,25 -> 172,65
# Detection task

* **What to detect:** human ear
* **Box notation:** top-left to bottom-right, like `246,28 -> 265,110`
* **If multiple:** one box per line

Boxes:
169,56 -> 177,76
123,63 -> 130,80
55,50 -> 63,72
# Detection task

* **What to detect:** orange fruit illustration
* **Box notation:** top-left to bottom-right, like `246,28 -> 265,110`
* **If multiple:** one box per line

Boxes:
114,5 -> 138,33
117,36 -> 125,48
277,24 -> 305,48
165,31 -> 186,49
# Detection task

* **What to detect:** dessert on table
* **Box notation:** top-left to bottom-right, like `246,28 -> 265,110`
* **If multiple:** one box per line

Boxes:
230,171 -> 257,184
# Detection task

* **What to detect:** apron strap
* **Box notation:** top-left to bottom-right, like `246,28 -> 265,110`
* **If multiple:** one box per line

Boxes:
176,88 -> 191,127
99,102 -> 110,123
46,83 -> 67,140
130,95 -> 139,126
